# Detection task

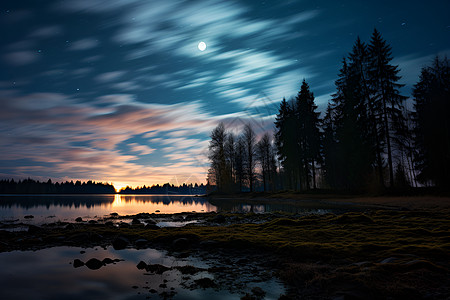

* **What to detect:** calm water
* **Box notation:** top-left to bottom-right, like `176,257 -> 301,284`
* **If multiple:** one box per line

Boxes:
0,194 -> 216,223
0,194 -> 337,224
0,246 -> 286,300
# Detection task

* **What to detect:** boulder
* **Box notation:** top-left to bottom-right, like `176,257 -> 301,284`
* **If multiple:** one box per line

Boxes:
73,259 -> 84,268
135,239 -> 148,248
85,258 -> 104,270
131,218 -> 141,225
172,238 -> 190,251
24,215 -> 34,219
75,217 -> 83,222
136,261 -> 147,270
112,236 -> 130,250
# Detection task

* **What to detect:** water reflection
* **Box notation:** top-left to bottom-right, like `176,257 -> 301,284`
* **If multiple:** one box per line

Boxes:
0,246 -> 286,300
0,194 -> 217,223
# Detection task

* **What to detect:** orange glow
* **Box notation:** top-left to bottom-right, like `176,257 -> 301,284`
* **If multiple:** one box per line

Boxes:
105,194 -> 216,215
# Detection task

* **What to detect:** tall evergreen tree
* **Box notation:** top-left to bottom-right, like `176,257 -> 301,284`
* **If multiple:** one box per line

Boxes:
413,56 -> 450,186
275,97 -> 298,189
295,79 -> 322,189
368,28 -> 407,188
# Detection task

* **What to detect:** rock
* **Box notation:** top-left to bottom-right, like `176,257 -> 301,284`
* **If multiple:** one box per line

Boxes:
104,221 -> 114,227
175,265 -> 204,275
137,261 -> 147,270
159,283 -> 167,288
110,212 -> 119,217
85,258 -> 104,270
80,250 -> 85,254
145,264 -> 171,274
27,225 -> 42,234
73,259 -> 84,268
131,218 -> 141,225
155,210 -> 160,213
132,286 -> 139,289
214,215 -> 226,223
194,278 -> 216,289
149,289 -> 157,294
102,258 -> 115,265
199,240 -> 219,249
75,217 -> 83,222
172,238 -> 190,251
135,239 -> 148,247
112,236 -> 129,250
119,222 -> 130,228
24,215 -> 34,219
65,223 -> 75,230
88,220 -> 98,224
144,223 -> 159,229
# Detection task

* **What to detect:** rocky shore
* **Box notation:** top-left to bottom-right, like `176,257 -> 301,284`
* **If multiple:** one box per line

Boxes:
1,201 -> 449,299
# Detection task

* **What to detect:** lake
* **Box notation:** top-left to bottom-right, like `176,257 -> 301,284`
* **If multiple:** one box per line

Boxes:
0,194 -> 339,224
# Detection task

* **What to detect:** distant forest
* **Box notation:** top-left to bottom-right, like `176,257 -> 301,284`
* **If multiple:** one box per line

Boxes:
207,29 -> 450,193
0,178 -> 207,195
0,178 -> 116,194
118,183 -> 207,195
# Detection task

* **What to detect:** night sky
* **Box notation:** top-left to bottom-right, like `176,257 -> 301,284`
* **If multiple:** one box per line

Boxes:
1,0 -> 449,189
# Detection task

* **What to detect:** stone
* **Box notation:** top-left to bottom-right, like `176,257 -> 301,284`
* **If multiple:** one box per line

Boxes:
172,238 -> 190,251
135,239 -> 148,247
27,225 -> 42,234
110,212 -> 119,217
214,215 -> 226,223
145,264 -> 171,274
24,215 -> 34,219
88,220 -> 98,224
112,236 -> 130,250
65,223 -> 75,230
75,217 -> 83,222
73,259 -> 84,268
85,258 -> 104,270
131,218 -> 141,225
194,278 -> 216,289
136,261 -> 147,270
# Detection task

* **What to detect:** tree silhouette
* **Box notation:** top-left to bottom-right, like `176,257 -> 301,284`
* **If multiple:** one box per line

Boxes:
413,56 -> 450,186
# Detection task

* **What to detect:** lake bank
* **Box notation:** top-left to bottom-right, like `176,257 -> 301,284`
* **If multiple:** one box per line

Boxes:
1,196 -> 449,299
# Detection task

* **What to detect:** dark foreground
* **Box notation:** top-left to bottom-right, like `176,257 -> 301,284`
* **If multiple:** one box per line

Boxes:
1,196 -> 449,299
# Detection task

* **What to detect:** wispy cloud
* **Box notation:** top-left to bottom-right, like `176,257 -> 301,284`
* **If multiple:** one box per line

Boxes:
68,38 -> 99,51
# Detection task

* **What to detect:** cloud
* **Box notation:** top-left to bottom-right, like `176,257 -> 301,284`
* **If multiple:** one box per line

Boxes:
68,38 -> 99,51
128,143 -> 155,155
95,71 -> 126,83
29,26 -> 63,38
3,51 -> 39,66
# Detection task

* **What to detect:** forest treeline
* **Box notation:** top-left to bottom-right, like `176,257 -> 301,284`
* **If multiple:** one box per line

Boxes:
119,183 -> 207,195
207,29 -> 450,193
0,178 -> 116,194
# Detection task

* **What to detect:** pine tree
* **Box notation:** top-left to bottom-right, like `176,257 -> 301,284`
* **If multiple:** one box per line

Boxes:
413,56 -> 450,186
295,79 -> 322,189
368,28 -> 407,188
275,97 -> 298,189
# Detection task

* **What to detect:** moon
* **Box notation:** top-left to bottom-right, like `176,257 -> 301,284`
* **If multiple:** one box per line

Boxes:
198,41 -> 206,51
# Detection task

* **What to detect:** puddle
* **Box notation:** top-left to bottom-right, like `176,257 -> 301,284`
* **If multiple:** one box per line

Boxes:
0,246 -> 286,299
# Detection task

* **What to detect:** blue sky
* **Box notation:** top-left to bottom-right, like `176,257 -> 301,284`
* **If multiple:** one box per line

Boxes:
1,0 -> 449,189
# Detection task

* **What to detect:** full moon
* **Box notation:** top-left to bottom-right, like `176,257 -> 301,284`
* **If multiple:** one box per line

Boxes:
198,41 -> 207,51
